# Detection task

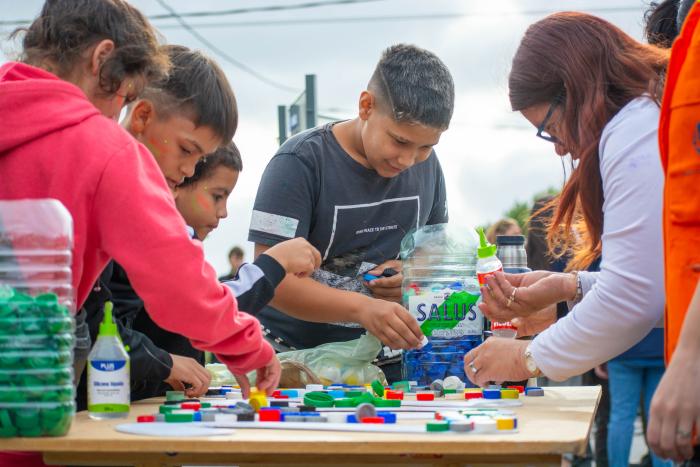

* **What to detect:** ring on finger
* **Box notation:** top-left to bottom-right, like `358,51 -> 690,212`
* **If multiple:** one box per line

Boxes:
468,360 -> 479,374
677,428 -> 692,439
506,287 -> 518,308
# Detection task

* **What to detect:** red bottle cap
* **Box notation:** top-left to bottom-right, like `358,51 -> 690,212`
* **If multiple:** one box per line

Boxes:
361,416 -> 385,424
385,390 -> 404,400
137,415 -> 156,423
258,409 -> 281,422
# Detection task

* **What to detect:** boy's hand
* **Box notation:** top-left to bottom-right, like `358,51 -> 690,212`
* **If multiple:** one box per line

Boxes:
234,354 -> 281,398
359,299 -> 424,350
164,354 -> 211,397
263,238 -> 321,278
365,260 -> 403,303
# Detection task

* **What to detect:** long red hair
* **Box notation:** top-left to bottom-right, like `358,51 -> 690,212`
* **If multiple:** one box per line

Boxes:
509,12 -> 668,270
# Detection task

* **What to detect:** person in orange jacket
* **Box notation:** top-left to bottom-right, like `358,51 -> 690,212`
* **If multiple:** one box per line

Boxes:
647,0 -> 700,464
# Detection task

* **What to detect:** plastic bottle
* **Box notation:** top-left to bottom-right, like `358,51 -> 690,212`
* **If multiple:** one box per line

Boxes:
88,301 -> 130,420
0,199 -> 76,438
492,235 -> 528,340
490,321 -> 518,339
400,224 -> 483,387
476,227 -> 503,287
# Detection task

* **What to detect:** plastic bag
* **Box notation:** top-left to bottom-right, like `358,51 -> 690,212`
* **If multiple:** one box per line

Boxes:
206,360 -> 323,388
207,333 -> 387,388
277,333 -> 386,386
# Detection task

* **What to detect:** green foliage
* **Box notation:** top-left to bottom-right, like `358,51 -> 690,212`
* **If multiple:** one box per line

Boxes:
489,187 -> 561,236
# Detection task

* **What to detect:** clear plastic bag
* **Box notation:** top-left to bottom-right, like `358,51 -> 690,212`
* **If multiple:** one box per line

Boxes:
277,333 -> 386,386
208,333 -> 387,388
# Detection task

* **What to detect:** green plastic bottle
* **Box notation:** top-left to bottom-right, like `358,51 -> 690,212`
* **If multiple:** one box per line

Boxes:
87,302 -> 130,420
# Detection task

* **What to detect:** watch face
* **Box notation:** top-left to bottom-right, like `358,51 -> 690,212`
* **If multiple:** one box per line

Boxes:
525,352 -> 538,374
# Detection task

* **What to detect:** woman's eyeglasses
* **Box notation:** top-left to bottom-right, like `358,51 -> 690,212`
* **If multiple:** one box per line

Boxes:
536,100 -> 561,144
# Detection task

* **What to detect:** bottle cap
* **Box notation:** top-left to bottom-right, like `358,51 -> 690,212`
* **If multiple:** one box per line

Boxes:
477,227 -> 497,259
98,301 -> 118,337
491,321 -> 517,331
495,235 -> 525,246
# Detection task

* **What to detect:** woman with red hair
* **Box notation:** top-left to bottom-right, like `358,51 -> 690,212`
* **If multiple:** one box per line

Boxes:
465,12 -> 671,463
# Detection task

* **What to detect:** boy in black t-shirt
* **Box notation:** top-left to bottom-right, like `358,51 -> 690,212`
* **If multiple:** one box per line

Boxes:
249,44 -> 454,380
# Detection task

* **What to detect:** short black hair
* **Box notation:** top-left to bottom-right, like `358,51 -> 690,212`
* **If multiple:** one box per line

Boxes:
15,0 -> 168,94
644,0 -> 680,48
141,45 -> 237,143
368,44 -> 454,130
228,246 -> 244,259
179,141 -> 242,188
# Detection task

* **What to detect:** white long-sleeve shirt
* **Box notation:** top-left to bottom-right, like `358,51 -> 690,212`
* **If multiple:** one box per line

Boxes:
530,97 -> 665,381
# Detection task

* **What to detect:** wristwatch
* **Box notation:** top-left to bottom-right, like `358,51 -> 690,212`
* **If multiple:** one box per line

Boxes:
524,346 -> 542,377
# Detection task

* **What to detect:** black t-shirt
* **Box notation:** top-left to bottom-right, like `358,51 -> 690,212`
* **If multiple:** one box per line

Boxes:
248,122 -> 448,349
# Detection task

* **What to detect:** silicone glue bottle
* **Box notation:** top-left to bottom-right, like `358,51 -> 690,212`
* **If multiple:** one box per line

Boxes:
476,227 -> 503,287
88,301 -> 130,420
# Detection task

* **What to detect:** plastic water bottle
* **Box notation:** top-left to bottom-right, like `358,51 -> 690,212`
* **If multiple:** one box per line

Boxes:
88,301 -> 130,420
400,224 -> 483,387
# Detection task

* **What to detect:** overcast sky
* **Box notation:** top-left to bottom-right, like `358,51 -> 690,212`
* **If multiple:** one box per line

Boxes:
1,0 -> 650,275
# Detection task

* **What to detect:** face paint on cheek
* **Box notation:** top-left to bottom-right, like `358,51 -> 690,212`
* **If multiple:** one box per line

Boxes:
144,137 -> 169,157
192,191 -> 212,214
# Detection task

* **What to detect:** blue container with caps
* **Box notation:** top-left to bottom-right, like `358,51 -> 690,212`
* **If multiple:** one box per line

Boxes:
0,200 -> 76,437
400,224 -> 483,387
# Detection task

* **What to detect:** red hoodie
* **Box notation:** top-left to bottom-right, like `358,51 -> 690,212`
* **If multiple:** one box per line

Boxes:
0,62 -> 273,371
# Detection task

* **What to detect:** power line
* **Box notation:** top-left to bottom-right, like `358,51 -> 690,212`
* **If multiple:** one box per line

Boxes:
149,0 -> 384,20
154,0 -> 300,93
0,0 -> 384,26
150,6 -> 643,30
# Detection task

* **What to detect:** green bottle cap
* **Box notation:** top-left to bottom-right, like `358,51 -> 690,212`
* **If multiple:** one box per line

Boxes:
477,227 -> 497,259
165,412 -> 194,423
333,398 -> 358,408
166,391 -> 185,402
373,398 -> 400,408
427,421 -> 450,432
371,380 -> 385,397
98,302 -> 118,337
303,391 -> 334,408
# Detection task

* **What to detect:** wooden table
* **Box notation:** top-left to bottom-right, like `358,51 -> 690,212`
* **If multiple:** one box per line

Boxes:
0,386 -> 600,467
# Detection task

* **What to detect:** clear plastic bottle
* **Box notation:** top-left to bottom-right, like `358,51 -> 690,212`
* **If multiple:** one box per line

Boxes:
491,321 -> 518,339
0,199 -> 76,438
88,302 -> 130,420
476,227 -> 503,287
400,224 -> 483,387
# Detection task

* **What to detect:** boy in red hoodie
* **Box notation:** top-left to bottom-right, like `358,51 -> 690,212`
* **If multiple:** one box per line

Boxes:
0,0 -> 319,406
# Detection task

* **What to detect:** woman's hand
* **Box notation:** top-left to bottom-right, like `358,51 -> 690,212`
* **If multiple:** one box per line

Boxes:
479,271 -> 575,322
464,338 -> 531,387
512,305 -> 557,337
647,348 -> 700,462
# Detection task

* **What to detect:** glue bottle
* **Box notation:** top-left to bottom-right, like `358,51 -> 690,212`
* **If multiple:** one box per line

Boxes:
476,227 -> 503,287
88,301 -> 130,420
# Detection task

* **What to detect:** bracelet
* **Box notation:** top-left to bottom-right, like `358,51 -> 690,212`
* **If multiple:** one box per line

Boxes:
571,271 -> 583,303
